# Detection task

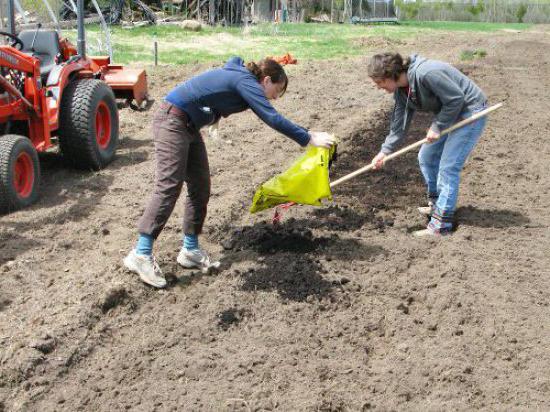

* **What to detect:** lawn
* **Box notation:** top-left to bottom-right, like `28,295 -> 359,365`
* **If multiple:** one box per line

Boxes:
76,20 -> 532,65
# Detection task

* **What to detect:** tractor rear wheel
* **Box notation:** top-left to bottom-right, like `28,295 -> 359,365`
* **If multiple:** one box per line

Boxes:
59,79 -> 119,170
0,134 -> 41,214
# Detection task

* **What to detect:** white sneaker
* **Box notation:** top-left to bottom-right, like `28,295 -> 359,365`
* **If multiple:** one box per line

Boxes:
177,248 -> 220,274
418,201 -> 435,216
412,227 -> 451,237
123,250 -> 167,288
413,228 -> 438,237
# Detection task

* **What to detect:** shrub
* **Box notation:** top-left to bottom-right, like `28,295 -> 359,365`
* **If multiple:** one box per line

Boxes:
466,0 -> 485,17
516,3 -> 528,23
396,0 -> 422,19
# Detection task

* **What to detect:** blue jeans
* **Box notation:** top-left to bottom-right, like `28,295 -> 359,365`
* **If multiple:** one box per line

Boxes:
418,107 -> 487,230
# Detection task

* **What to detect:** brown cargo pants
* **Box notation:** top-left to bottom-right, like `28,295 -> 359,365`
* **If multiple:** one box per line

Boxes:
137,102 -> 210,239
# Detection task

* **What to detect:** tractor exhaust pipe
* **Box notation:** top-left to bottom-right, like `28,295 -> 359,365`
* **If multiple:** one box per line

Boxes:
7,0 -> 16,36
77,0 -> 86,58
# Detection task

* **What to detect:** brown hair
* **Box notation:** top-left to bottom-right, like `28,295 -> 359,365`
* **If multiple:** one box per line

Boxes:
246,58 -> 288,96
367,53 -> 411,80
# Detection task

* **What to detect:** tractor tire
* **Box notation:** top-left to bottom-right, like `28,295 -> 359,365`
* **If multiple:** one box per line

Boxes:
0,134 -> 41,214
59,79 -> 119,170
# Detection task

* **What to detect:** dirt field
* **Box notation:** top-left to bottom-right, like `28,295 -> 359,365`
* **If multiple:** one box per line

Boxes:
1,26 -> 549,411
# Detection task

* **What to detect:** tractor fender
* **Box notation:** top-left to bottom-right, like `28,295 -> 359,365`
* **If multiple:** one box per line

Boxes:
44,62 -> 88,132
45,65 -> 64,87
48,62 -> 87,100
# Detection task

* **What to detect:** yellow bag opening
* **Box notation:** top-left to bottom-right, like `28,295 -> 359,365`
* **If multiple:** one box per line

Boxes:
250,145 -> 337,214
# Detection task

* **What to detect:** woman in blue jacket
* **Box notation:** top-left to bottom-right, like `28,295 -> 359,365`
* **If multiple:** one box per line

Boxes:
124,56 -> 335,288
367,52 -> 487,237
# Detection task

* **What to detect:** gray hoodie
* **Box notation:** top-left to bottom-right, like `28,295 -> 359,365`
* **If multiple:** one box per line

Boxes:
381,54 -> 487,154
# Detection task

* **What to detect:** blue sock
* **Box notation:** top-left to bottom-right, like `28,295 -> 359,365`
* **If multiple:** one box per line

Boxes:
136,233 -> 154,256
183,234 -> 199,250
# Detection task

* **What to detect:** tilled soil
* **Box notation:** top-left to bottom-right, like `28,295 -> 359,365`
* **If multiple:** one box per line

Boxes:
1,27 -> 550,411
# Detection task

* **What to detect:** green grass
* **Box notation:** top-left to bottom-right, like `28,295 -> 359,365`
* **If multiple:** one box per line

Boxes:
73,20 -> 533,65
459,48 -> 488,60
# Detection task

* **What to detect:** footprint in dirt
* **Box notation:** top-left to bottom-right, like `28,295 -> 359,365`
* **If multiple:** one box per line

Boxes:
216,307 -> 249,331
303,205 -> 369,231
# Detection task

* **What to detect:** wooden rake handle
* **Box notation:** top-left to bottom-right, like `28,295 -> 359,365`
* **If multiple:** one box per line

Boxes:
329,102 -> 503,189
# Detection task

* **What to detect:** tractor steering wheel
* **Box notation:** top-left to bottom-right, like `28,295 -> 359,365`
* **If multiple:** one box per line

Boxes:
0,31 -> 24,50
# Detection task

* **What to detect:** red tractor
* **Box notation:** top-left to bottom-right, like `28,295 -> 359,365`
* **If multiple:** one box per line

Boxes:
0,0 -> 148,214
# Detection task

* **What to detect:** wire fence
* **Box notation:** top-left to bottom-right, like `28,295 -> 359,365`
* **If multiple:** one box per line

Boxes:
395,0 -> 550,23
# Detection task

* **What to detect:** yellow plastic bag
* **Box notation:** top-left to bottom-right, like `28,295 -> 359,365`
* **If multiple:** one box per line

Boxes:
250,145 -> 337,213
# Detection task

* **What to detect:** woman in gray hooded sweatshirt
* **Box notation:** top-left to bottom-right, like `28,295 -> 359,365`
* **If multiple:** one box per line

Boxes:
368,52 -> 487,237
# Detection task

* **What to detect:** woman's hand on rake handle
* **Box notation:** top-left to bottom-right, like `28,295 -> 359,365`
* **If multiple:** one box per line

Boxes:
426,128 -> 440,143
371,152 -> 387,170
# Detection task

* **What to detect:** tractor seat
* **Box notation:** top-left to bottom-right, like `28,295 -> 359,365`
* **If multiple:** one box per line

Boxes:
18,30 -> 61,82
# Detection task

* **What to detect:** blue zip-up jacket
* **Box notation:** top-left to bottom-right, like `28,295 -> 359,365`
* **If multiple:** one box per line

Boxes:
165,56 -> 311,146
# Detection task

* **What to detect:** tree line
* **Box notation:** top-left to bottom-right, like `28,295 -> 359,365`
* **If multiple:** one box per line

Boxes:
394,0 -> 550,23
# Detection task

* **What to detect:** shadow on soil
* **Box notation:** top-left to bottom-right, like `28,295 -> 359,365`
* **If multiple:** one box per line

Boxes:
106,135 -> 152,170
456,205 -> 531,228
0,136 -> 147,265
0,131 -> 150,218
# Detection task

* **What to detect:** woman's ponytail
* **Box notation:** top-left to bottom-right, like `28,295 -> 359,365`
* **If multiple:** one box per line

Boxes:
245,61 -> 262,81
246,58 -> 289,95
